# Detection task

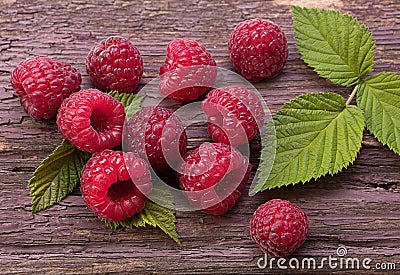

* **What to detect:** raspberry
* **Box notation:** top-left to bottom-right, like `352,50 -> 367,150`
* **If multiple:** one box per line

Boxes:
178,143 -> 250,215
202,86 -> 264,146
80,150 -> 152,222
250,199 -> 309,257
57,89 -> 125,153
86,36 -> 143,93
125,106 -> 187,173
228,18 -> 288,82
10,56 -> 81,120
159,38 -> 217,102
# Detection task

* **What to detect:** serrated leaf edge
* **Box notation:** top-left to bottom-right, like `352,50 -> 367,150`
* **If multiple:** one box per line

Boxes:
100,201 -> 180,244
356,72 -> 400,155
29,140 -> 90,213
253,92 -> 365,193
291,5 -> 375,87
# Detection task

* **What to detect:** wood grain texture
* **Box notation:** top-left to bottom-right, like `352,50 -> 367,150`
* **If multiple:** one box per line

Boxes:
0,0 -> 399,274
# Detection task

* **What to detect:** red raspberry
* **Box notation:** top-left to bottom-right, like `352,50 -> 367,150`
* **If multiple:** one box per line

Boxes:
228,19 -> 288,82
10,56 -> 81,120
159,38 -> 217,102
250,199 -> 309,257
57,89 -> 125,153
81,150 -> 152,222
178,143 -> 250,215
125,106 -> 187,173
202,86 -> 264,146
86,36 -> 143,93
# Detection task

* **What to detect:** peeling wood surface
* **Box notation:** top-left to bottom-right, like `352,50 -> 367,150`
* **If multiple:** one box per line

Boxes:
1,0 -> 400,274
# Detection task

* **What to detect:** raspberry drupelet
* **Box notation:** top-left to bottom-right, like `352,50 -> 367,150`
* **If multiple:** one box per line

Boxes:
250,199 -> 309,257
80,150 -> 152,222
178,143 -> 250,215
11,56 -> 81,120
57,89 -> 125,153
86,36 -> 143,93
229,18 -> 288,82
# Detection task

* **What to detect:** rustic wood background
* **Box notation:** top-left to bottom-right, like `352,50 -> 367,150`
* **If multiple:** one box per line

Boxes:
1,0 -> 399,274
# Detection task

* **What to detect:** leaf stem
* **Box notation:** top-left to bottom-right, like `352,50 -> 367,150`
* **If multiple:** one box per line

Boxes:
346,85 -> 359,105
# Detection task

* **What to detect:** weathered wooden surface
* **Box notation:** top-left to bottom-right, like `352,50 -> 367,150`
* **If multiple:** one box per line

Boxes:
1,0 -> 399,274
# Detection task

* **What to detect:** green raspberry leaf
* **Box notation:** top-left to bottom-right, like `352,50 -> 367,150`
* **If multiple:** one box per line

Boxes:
356,72 -> 400,155
251,92 -> 365,194
108,91 -> 145,118
292,5 -> 375,87
29,140 -> 91,213
101,187 -> 180,244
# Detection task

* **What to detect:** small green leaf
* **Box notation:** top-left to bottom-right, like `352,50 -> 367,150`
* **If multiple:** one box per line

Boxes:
29,140 -> 91,213
102,188 -> 180,243
108,90 -> 138,107
108,91 -> 145,118
292,5 -> 375,87
356,72 -> 400,155
252,92 -> 365,193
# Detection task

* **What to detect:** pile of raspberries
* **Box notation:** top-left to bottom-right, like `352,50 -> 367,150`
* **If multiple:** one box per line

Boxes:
11,19 -> 309,257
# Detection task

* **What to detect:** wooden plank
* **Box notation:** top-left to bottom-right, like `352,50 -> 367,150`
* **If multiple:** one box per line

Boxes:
0,0 -> 399,273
